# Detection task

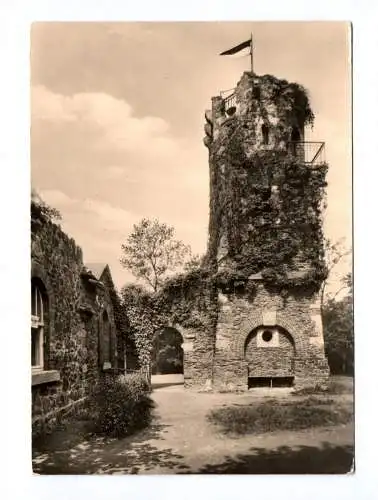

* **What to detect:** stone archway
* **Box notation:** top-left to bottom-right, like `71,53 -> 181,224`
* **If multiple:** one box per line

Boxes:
228,309 -> 310,390
151,327 -> 184,375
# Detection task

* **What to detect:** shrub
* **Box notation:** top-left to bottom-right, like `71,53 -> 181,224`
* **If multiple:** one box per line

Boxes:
88,373 -> 154,438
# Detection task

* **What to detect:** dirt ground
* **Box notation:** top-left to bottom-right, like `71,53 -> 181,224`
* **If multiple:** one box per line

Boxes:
32,376 -> 354,475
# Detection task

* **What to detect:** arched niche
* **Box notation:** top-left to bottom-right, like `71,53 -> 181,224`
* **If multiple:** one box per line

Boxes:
244,325 -> 296,386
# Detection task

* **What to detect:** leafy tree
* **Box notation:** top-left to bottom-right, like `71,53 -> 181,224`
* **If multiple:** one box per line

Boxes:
120,218 -> 191,292
323,271 -> 353,375
183,253 -> 205,272
320,237 -> 351,316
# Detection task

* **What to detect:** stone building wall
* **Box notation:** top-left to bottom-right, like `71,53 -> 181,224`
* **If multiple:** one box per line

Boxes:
212,284 -> 329,391
31,215 -> 118,435
152,273 -> 218,390
158,312 -> 216,389
98,265 -> 129,372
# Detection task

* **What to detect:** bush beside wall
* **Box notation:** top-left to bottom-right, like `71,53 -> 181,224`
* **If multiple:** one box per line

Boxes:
88,373 -> 155,438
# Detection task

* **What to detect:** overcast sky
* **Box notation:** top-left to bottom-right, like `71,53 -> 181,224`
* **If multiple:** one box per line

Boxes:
30,21 -> 351,290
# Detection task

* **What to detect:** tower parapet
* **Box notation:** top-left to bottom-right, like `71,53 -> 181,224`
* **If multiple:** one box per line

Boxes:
205,72 -> 324,157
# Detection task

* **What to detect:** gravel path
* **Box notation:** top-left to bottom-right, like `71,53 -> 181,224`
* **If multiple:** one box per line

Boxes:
32,385 -> 354,475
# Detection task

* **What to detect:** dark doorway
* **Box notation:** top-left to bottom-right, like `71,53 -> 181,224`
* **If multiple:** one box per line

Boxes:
248,377 -> 294,389
151,327 -> 184,375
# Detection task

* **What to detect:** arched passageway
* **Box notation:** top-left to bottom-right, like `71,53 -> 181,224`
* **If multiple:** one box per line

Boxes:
151,327 -> 184,375
245,325 -> 295,388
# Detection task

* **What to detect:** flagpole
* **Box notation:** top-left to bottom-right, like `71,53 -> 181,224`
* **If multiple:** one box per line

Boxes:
250,33 -> 254,74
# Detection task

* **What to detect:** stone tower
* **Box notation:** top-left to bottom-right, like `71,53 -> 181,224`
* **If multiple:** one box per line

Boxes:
202,71 -> 330,390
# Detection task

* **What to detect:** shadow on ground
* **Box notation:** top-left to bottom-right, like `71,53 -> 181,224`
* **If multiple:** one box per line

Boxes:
32,415 -> 190,475
187,442 -> 354,474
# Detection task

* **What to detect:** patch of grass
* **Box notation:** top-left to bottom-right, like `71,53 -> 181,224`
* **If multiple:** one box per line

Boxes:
292,385 -> 328,396
208,397 -> 353,436
327,377 -> 354,395
296,396 -> 336,406
292,376 -> 354,397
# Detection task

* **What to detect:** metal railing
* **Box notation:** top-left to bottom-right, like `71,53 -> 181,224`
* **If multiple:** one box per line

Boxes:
287,141 -> 325,165
224,92 -> 237,115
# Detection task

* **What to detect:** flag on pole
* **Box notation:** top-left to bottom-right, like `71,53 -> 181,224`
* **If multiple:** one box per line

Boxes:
220,35 -> 254,73
220,38 -> 251,57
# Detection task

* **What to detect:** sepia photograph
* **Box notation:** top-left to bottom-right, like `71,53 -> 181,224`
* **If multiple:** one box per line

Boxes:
30,21 -> 353,475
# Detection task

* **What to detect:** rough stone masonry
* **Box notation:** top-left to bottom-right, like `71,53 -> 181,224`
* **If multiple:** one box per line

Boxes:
31,202 -> 123,435
189,71 -> 330,391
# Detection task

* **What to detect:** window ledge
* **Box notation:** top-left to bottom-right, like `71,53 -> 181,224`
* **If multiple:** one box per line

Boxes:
32,370 -> 60,386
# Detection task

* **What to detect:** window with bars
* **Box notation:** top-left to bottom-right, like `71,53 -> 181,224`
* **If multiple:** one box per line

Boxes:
31,281 -> 45,371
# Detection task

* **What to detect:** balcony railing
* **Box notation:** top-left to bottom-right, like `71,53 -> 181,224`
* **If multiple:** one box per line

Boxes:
224,92 -> 237,116
287,141 -> 326,165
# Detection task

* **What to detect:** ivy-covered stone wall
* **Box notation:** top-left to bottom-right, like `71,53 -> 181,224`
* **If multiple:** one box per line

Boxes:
205,72 -> 327,282
31,212 -> 118,435
94,265 -> 128,371
122,272 -> 218,389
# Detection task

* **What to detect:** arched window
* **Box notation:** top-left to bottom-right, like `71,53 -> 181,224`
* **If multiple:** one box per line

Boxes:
262,124 -> 269,145
102,310 -> 111,365
31,280 -> 46,371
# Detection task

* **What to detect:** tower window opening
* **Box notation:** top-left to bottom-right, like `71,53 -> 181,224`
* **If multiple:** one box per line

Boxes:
290,127 -> 301,157
291,127 -> 301,142
252,86 -> 261,100
262,124 -> 269,145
